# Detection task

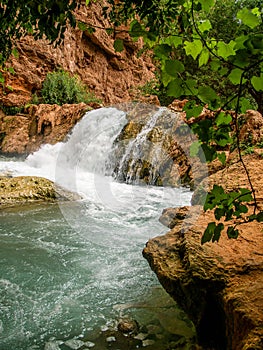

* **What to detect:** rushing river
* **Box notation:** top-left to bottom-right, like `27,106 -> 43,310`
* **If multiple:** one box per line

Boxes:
0,106 -> 196,349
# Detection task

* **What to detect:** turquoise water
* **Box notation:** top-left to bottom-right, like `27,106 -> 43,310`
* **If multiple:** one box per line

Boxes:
0,186 -> 191,349
0,106 -> 199,349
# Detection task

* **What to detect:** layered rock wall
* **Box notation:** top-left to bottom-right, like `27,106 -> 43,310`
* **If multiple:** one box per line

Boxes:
143,154 -> 263,349
0,103 -> 88,154
0,1 -> 155,108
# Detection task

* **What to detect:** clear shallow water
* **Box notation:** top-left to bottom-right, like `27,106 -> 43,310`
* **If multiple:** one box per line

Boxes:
0,106 -> 193,349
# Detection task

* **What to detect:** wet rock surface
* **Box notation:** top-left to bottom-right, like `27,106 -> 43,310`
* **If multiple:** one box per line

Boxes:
0,176 -> 81,207
143,155 -> 263,350
111,104 -> 207,188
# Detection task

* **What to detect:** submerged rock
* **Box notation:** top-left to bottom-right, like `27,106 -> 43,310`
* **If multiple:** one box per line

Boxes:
117,317 -> 139,334
44,341 -> 62,350
0,176 -> 81,207
64,339 -> 85,349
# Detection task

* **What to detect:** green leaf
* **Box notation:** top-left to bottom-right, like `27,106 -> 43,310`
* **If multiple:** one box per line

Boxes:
228,68 -> 243,85
212,223 -> 224,242
199,49 -> 210,67
0,73 -> 4,84
106,28 -> 114,35
202,222 -> 224,244
165,59 -> 185,77
256,212 -> 263,222
199,0 -> 215,12
198,20 -> 212,33
12,48 -> 19,58
198,86 -> 218,104
114,39 -> 124,52
227,226 -> 239,239
184,40 -> 203,60
130,20 -> 145,38
215,208 -> 226,220
78,22 -> 87,31
217,41 -> 236,59
210,60 -> 221,72
217,152 -> 226,165
202,144 -> 217,163
215,112 -> 232,126
234,35 -> 249,50
8,67 -> 15,74
154,44 -> 172,59
239,188 -> 253,202
184,79 -> 198,95
190,140 -> 201,157
161,70 -> 174,87
201,222 -> 216,244
251,75 -> 263,92
167,79 -> 184,97
239,98 -> 254,113
86,26 -> 95,34
183,102 -> 203,119
169,36 -> 183,48
237,9 -> 260,29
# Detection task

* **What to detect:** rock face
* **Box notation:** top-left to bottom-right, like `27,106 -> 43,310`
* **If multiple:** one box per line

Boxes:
111,104 -> 207,188
0,103 -> 88,154
143,155 -> 263,349
0,176 -> 81,206
0,1 -> 155,108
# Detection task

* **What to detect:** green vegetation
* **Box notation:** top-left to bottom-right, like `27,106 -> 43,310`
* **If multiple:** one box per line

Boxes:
41,70 -> 100,105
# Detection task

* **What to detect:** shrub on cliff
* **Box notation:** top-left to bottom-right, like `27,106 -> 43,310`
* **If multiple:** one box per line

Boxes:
41,70 -> 100,105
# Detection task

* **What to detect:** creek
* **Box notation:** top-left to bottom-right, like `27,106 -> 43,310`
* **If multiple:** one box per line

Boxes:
0,106 -> 195,349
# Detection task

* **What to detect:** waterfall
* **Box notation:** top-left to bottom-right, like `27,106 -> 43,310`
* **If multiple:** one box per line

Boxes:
114,107 -> 166,184
0,104 -> 207,193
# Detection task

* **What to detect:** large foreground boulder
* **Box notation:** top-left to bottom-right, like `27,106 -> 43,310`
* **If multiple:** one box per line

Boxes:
0,176 -> 81,207
143,155 -> 263,350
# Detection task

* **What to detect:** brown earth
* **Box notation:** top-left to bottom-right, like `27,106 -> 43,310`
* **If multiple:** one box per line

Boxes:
0,1 -> 155,108
143,154 -> 263,350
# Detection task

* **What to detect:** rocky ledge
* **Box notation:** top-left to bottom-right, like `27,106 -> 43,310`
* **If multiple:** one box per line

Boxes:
0,102 -> 90,155
0,176 -> 81,207
143,154 -> 263,350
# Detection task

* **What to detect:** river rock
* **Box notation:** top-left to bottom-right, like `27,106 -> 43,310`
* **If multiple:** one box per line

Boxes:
44,342 -> 61,350
143,155 -> 263,350
106,336 -> 116,342
117,317 -> 139,334
64,339 -> 85,349
0,176 -> 81,206
142,339 -> 155,347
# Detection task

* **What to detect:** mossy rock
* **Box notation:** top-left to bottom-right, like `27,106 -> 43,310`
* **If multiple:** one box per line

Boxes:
0,176 -> 81,206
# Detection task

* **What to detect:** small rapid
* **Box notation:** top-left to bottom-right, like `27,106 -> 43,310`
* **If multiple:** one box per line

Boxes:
0,106 -> 194,349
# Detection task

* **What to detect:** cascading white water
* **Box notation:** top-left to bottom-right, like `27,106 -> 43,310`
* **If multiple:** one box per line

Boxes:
0,106 -> 197,350
115,107 -> 166,183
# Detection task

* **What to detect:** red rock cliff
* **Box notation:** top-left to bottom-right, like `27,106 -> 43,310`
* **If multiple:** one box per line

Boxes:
0,1 -> 155,107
